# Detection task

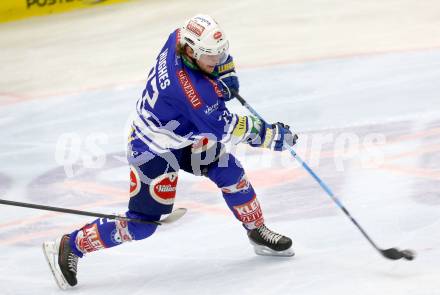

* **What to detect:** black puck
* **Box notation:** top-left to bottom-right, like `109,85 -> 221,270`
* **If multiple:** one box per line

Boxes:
401,249 -> 415,261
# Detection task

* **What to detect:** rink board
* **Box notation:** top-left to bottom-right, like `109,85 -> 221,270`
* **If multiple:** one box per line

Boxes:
0,0 -> 130,23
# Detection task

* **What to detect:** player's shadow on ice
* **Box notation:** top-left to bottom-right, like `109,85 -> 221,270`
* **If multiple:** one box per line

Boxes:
79,254 -> 295,292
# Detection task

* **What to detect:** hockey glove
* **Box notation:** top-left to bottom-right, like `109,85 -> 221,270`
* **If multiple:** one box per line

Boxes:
249,122 -> 298,152
215,55 -> 239,101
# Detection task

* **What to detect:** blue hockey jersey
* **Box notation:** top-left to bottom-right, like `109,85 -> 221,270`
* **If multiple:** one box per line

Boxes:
131,29 -> 260,154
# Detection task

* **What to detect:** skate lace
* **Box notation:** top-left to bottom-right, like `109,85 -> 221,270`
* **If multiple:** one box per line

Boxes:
67,253 -> 78,274
257,225 -> 283,244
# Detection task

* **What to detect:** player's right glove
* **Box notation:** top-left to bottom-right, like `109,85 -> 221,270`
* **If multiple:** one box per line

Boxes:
249,121 -> 298,152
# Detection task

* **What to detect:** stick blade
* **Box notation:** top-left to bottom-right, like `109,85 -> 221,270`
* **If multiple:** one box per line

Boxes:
381,248 -> 404,260
159,208 -> 187,224
381,248 -> 415,261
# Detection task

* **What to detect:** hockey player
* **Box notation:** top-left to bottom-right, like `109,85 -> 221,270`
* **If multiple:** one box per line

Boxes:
43,14 -> 298,289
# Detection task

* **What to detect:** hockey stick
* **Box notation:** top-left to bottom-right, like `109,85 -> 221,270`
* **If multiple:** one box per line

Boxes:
231,89 -> 415,261
0,198 -> 186,226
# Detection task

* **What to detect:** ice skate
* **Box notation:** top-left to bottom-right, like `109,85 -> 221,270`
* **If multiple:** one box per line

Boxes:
248,224 -> 294,257
42,234 -> 79,290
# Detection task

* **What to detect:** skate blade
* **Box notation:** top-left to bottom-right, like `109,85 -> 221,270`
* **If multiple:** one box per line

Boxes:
250,241 -> 295,257
42,241 -> 69,290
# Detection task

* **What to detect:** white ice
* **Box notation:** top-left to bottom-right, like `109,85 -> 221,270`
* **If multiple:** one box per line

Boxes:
0,1 -> 439,294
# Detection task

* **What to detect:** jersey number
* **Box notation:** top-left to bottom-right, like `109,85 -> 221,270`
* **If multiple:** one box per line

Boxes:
144,66 -> 159,109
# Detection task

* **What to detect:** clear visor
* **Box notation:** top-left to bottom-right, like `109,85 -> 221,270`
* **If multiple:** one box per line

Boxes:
199,50 -> 229,66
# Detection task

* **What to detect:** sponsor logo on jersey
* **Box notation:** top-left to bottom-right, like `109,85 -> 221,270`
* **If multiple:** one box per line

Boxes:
204,101 -> 219,115
186,20 -> 205,37
233,196 -> 264,228
149,172 -> 178,205
129,166 -> 141,197
177,69 -> 203,109
75,223 -> 106,254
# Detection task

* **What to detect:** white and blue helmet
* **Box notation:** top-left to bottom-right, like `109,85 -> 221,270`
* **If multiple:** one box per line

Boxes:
180,14 -> 229,64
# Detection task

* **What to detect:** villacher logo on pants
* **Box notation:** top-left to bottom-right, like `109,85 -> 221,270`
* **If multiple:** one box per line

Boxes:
149,172 -> 178,205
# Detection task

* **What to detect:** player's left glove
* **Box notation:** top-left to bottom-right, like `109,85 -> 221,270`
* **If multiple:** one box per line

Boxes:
249,122 -> 298,151
215,55 -> 239,101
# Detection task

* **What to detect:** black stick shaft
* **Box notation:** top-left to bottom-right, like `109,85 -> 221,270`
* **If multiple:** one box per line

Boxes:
231,90 -> 385,253
0,199 -> 160,225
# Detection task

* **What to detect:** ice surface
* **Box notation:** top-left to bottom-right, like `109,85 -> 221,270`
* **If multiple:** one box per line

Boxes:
0,1 -> 439,294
